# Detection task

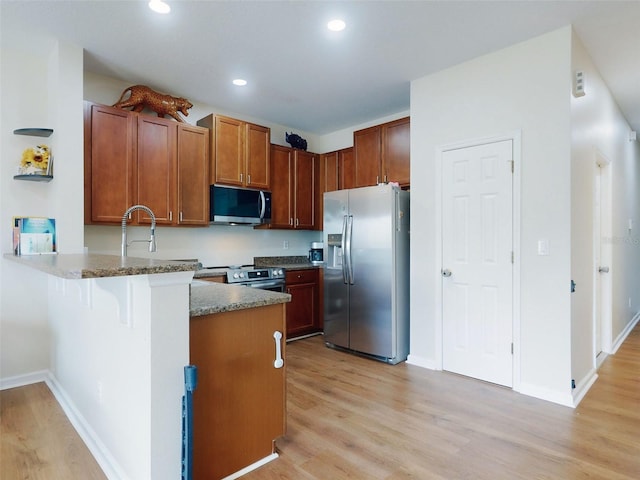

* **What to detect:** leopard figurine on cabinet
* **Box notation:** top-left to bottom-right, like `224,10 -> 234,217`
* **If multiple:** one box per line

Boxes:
112,85 -> 193,122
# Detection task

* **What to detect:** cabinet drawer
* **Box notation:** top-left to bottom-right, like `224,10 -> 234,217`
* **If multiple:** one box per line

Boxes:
285,269 -> 318,285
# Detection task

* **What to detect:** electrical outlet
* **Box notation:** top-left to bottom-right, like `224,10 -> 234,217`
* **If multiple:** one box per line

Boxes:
283,240 -> 289,250
629,298 -> 632,309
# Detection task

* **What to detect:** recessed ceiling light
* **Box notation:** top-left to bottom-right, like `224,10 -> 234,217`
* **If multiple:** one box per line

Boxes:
149,0 -> 170,14
233,79 -> 247,87
327,19 -> 346,32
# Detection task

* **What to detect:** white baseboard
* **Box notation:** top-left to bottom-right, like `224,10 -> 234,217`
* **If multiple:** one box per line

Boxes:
0,370 -> 49,390
0,370 -> 121,478
221,453 -> 279,480
517,382 -> 575,408
571,369 -> 598,407
406,354 -> 438,370
45,373 -> 126,480
611,311 -> 640,354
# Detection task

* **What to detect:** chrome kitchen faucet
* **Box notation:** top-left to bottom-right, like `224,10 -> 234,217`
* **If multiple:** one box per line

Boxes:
121,205 -> 157,256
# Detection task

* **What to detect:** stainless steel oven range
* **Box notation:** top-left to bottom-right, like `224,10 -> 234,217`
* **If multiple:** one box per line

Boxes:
225,266 -> 286,292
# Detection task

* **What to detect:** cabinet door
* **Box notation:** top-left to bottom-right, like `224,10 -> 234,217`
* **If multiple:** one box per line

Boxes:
286,269 -> 319,337
294,150 -> 315,229
137,116 -> 176,225
245,123 -> 270,190
317,152 -> 339,231
190,304 -> 286,479
321,151 -> 339,193
270,145 -> 294,228
339,147 -> 355,190
177,124 -> 209,225
88,104 -> 135,223
382,117 -> 410,186
214,116 -> 244,187
353,125 -> 381,187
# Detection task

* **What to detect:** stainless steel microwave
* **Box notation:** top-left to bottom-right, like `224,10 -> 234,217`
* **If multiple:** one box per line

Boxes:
210,185 -> 271,225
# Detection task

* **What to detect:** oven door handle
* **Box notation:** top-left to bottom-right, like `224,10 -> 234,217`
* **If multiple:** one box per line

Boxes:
242,280 -> 286,291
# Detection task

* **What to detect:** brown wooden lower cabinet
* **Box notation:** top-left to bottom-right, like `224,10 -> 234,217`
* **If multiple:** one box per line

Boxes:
285,269 -> 321,338
190,303 -> 286,479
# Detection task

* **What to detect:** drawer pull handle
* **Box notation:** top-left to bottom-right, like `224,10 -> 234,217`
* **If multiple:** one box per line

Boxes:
273,331 -> 284,369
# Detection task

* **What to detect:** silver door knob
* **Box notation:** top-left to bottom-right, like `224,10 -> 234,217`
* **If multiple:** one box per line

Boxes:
441,269 -> 452,277
598,266 -> 610,273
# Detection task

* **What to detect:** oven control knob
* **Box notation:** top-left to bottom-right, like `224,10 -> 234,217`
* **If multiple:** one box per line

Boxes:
232,273 -> 239,279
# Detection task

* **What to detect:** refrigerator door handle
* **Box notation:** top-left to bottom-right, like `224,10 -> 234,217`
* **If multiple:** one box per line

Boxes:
341,215 -> 349,284
345,215 -> 354,284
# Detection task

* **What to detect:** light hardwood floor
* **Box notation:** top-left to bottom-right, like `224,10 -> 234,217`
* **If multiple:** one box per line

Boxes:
2,324 -> 639,479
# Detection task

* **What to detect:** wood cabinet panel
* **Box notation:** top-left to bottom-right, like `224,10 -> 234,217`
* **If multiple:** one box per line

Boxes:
285,269 -> 320,338
245,123 -> 270,190
270,144 -> 293,228
294,150 -> 316,230
137,116 -> 176,225
352,117 -> 410,188
340,147 -> 355,190
190,304 -> 286,479
87,104 -> 135,223
213,116 -> 244,187
270,145 -> 316,230
198,114 -> 271,189
85,102 -> 210,227
354,125 -> 382,187
382,117 -> 410,186
177,125 -> 209,225
321,151 -> 339,193
317,147 -> 354,230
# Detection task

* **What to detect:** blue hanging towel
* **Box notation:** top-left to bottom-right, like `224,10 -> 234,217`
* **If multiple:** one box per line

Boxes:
181,365 -> 197,480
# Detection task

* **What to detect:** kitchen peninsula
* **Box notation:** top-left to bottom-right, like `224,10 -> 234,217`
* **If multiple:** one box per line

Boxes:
5,253 -> 290,480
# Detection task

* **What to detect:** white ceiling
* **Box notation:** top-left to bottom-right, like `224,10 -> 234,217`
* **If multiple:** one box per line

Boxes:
2,0 -> 639,135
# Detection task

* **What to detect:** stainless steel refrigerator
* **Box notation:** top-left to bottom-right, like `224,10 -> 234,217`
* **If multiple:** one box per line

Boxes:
323,184 -> 410,364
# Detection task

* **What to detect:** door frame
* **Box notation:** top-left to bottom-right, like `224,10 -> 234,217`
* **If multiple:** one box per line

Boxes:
594,149 -> 613,366
434,131 -> 522,391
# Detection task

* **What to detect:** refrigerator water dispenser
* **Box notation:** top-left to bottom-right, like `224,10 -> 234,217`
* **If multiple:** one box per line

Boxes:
326,233 -> 343,268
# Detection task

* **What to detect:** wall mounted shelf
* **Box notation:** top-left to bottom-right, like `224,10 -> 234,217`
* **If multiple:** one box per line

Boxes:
13,128 -> 53,137
13,174 -> 53,182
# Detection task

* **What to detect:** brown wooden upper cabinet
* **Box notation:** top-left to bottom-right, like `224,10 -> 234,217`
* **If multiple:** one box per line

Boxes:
270,145 -> 317,230
317,147 -> 353,229
197,114 -> 270,190
84,102 -> 209,226
353,116 -> 410,188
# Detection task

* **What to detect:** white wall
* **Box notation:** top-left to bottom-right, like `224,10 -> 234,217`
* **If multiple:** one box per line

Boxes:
0,27 -> 85,382
410,27 -> 574,404
569,30 -> 640,392
47,272 -> 192,480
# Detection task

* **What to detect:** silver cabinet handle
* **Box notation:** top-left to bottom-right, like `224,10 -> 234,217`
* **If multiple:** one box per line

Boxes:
441,269 -> 452,277
273,331 -> 284,368
598,266 -> 610,273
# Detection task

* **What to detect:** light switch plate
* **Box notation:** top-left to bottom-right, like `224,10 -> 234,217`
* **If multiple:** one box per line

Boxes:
538,239 -> 549,256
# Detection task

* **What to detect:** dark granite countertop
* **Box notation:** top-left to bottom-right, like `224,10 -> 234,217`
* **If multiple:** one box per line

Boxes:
190,282 -> 291,316
193,268 -> 227,279
3,253 -> 198,279
254,255 -> 322,270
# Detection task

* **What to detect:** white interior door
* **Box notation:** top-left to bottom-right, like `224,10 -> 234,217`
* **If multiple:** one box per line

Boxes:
594,155 -> 612,361
594,166 -> 603,357
442,140 -> 513,387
